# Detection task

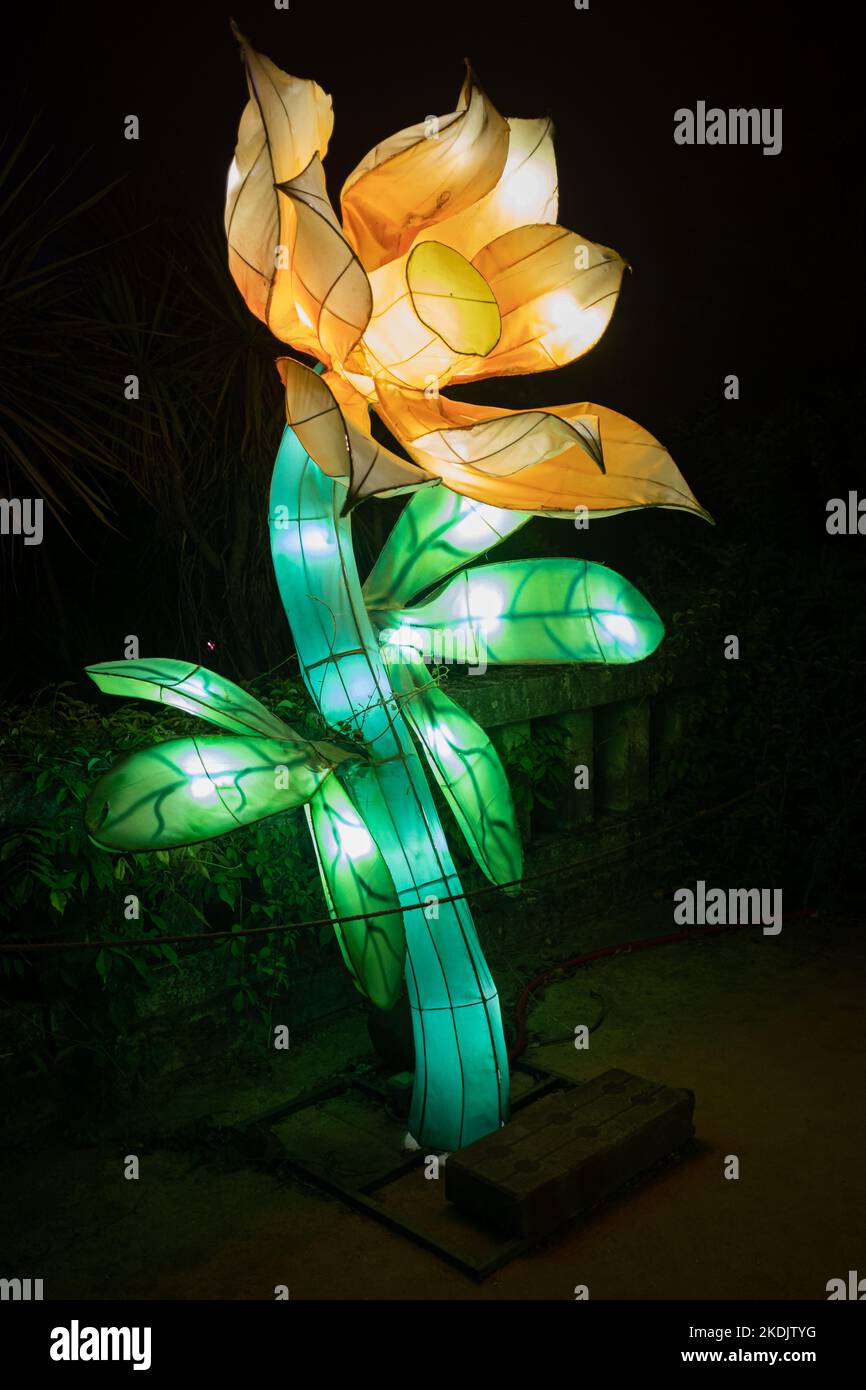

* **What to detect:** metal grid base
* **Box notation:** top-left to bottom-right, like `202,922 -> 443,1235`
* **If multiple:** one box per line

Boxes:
235,1059 -> 575,1281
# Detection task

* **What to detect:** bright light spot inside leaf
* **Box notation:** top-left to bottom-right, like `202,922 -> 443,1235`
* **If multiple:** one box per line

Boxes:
451,509 -> 494,545
201,748 -> 238,774
471,583 -> 504,623
336,819 -> 374,858
430,725 -> 456,759
190,777 -> 217,800
599,612 -> 637,644
164,693 -> 198,716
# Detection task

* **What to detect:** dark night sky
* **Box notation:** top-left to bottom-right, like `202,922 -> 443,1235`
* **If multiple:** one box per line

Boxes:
0,0 -> 857,698
5,0 -> 844,425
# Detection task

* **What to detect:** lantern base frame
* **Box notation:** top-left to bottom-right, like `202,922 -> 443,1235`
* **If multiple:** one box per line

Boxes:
234,1062 -> 693,1280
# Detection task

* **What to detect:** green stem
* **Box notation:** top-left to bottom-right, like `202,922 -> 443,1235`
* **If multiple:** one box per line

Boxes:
269,426 -> 510,1150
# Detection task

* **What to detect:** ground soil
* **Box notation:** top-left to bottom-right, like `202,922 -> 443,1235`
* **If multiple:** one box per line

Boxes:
2,902 -> 864,1300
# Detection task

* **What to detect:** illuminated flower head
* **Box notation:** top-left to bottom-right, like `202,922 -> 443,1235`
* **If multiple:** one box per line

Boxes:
226,22 -> 709,522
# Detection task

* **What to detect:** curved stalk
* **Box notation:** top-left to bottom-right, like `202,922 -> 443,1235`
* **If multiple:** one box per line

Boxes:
269,425 -> 509,1150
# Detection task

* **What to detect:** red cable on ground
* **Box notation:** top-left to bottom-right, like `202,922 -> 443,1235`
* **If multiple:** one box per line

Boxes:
507,908 -> 819,1062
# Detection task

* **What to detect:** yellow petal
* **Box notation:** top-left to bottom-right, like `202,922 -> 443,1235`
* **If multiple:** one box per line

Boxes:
336,364 -> 381,411
358,255 -> 459,392
375,381 -> 602,476
414,412 -> 602,476
225,25 -> 334,342
318,369 -> 373,432
340,67 -> 508,271
357,242 -> 500,392
278,358 -> 373,432
453,225 -> 626,382
375,385 -> 710,520
281,359 -> 432,508
415,116 -> 558,261
270,156 -> 372,363
406,242 -> 500,355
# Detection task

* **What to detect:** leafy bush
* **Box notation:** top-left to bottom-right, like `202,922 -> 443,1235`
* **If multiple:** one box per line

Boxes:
0,679 -> 332,1124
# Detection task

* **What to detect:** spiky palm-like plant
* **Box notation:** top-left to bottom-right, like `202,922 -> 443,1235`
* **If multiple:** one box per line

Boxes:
84,29 -> 708,1151
0,126 -> 130,531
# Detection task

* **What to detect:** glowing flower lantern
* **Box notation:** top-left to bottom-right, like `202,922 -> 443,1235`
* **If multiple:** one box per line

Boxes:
84,26 -> 708,1153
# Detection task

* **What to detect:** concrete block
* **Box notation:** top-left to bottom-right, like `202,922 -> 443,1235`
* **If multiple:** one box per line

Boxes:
446,1068 -> 695,1239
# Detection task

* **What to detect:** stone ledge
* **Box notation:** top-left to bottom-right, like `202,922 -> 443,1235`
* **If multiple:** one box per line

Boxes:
442,648 -> 693,729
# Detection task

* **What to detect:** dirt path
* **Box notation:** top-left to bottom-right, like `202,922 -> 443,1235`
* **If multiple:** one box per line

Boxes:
2,910 -> 864,1299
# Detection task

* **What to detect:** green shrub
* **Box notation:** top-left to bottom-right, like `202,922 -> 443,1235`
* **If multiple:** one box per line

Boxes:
0,679 -> 332,1124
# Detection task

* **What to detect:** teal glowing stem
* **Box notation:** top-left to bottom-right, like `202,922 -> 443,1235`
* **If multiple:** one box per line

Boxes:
270,425 -> 510,1151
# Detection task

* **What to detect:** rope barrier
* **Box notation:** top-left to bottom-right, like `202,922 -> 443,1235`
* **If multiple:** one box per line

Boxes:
0,777 -> 784,955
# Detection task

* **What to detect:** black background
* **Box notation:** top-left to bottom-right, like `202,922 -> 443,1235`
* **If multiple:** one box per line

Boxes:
3,0 -> 831,415
0,0 -> 857,685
